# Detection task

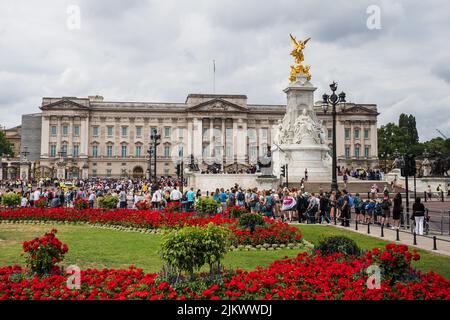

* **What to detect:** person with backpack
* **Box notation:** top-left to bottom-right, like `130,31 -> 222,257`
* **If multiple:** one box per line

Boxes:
319,193 -> 330,224
354,193 -> 363,223
249,189 -> 259,214
412,197 -> 425,235
263,190 -> 274,218
236,189 -> 245,207
381,193 -> 392,227
340,191 -> 350,227
365,199 -> 375,224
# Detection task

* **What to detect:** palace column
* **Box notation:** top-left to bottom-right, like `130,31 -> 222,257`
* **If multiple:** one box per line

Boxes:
221,119 -> 226,169
192,118 -> 202,163
186,119 -> 193,157
80,115 -> 89,158
209,118 -> 214,158
236,120 -> 247,165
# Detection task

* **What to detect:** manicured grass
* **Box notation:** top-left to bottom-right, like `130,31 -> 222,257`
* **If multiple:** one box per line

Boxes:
0,224 -> 303,273
297,224 -> 450,279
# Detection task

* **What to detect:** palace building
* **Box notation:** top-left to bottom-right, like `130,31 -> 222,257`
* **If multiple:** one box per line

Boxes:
2,93 -> 379,180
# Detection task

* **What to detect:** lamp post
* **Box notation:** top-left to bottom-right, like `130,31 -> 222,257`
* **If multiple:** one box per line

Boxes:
150,129 -> 161,181
20,146 -> 30,181
322,81 -> 346,193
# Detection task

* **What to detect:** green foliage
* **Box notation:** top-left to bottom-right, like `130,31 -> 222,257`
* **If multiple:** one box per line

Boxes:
399,113 -> 419,148
160,223 -> 231,279
226,206 -> 248,219
238,213 -> 265,233
0,129 -> 14,157
1,192 -> 21,207
97,195 -> 119,209
316,236 -> 361,257
195,197 -> 220,215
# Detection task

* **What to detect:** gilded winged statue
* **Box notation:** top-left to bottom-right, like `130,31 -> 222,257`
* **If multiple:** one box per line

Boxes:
289,34 -> 311,82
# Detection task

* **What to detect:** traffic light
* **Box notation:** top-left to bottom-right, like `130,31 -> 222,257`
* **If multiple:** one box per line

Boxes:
280,165 -> 286,177
401,154 -> 417,177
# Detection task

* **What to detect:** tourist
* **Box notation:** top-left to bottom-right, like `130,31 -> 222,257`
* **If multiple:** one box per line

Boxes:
21,192 -> 29,208
297,191 -> 308,223
304,168 -> 308,182
392,193 -> 402,229
219,188 -> 228,213
353,193 -> 363,223
380,193 -> 392,228
32,188 -> 41,207
273,189 -> 282,220
319,193 -> 330,224
186,187 -> 195,211
151,188 -> 163,210
412,197 -> 425,235
447,183 -> 450,197
88,190 -> 96,209
329,191 -> 337,222
281,192 -> 297,223
170,186 -> 182,205
343,173 -> 348,189
305,193 -> 319,224
236,188 -> 245,207
263,190 -> 274,218
426,185 -> 432,199
340,191 -> 350,227
119,189 -> 127,209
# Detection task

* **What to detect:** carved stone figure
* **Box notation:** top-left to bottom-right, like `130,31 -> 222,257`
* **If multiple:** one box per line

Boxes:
293,109 -> 318,144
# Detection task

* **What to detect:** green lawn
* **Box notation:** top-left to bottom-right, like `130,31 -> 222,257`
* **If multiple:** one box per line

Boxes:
297,224 -> 450,279
0,224 -> 303,272
1,223 -> 449,279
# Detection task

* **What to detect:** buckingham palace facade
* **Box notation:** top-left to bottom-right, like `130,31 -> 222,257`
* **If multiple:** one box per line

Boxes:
29,93 -> 379,179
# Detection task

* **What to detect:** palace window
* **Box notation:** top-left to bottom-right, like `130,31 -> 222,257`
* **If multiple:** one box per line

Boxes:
327,128 -> 332,140
51,126 -> 57,136
355,146 -> 360,158
354,128 -> 360,139
164,127 -> 171,138
92,126 -> 99,137
73,125 -> 80,137
50,144 -> 56,157
226,145 -> 232,159
178,146 -> 184,157
136,126 -> 142,138
92,145 -> 98,158
107,146 -> 113,157
61,143 -> 68,156
364,128 -> 369,139
121,126 -> 128,137
92,169 -> 97,177
73,144 -> 79,157
106,169 -> 112,177
261,128 -> 268,142
365,146 -> 370,158
62,125 -> 68,136
121,145 -> 127,157
178,128 -> 184,139
345,146 -> 350,158
344,128 -> 350,140
164,146 -> 170,157
135,145 -> 142,157
107,126 -> 113,137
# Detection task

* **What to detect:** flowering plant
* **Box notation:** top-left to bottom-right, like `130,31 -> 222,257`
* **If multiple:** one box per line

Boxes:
135,200 -> 150,210
364,244 -> 420,282
225,206 -> 247,219
22,229 -> 68,275
74,198 -> 89,210
34,198 -> 48,208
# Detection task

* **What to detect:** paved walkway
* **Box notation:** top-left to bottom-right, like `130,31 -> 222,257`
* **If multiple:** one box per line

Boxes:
297,222 -> 450,257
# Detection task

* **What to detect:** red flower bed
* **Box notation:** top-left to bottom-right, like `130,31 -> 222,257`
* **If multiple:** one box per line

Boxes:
1,245 -> 448,300
0,208 -> 301,246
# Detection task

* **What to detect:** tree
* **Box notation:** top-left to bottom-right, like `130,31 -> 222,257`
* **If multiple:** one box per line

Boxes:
398,113 -> 419,148
0,129 -> 13,157
422,137 -> 450,157
377,123 -> 409,158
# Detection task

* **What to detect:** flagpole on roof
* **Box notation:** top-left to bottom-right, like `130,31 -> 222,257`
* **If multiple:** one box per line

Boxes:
213,59 -> 216,94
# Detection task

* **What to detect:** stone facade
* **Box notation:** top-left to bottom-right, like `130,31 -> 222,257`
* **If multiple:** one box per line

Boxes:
30,93 -> 379,179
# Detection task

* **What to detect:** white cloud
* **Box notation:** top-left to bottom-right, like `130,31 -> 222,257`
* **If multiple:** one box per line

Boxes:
0,0 -> 449,141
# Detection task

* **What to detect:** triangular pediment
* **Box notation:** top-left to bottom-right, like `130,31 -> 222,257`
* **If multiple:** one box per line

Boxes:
186,98 -> 248,113
41,98 -> 90,111
344,105 -> 377,114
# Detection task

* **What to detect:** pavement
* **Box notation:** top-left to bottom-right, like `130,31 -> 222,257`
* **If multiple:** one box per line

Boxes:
296,221 -> 450,257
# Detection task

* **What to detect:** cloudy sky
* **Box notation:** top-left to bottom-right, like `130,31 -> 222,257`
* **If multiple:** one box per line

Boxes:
1,0 -> 449,141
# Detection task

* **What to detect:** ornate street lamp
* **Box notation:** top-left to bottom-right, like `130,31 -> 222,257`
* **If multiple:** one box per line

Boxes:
150,129 -> 161,181
322,81 -> 346,193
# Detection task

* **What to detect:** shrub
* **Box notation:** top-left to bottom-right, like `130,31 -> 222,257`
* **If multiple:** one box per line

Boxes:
22,229 -> 68,276
1,192 -> 21,207
195,197 -> 220,216
238,213 -> 265,233
74,198 -> 89,210
316,236 -> 361,257
164,202 -> 181,214
160,223 -> 231,280
97,195 -> 119,209
226,205 -> 247,219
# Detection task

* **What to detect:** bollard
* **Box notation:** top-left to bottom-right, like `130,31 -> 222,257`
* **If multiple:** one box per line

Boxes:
442,191 -> 444,202
381,224 -> 384,237
433,236 -> 437,250
406,213 -> 410,229
413,231 -> 417,245
424,191 -> 427,202
334,214 -> 337,225
441,214 -> 444,235
355,219 -> 358,231
367,222 -> 370,234
396,228 -> 400,241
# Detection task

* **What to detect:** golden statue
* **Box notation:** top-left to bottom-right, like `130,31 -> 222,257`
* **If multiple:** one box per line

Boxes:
289,34 -> 311,82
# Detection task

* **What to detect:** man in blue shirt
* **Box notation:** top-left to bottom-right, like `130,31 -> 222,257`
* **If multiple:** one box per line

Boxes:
186,187 -> 195,211
219,188 -> 228,213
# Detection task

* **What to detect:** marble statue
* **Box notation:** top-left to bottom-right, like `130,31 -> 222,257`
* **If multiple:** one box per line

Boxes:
293,109 -> 318,144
